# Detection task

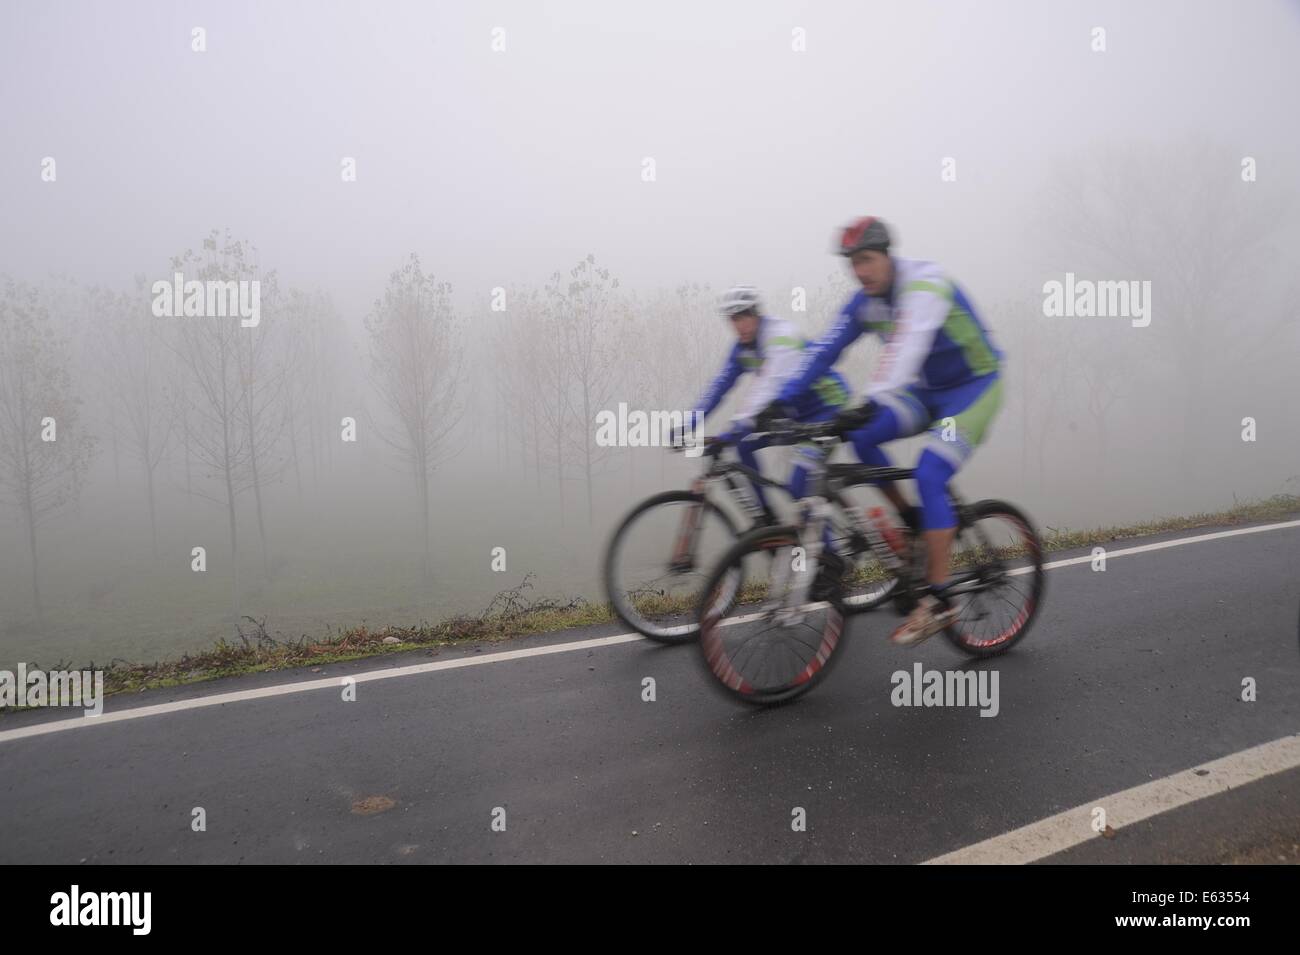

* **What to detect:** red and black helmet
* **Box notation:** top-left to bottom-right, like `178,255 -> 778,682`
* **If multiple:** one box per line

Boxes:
837,216 -> 891,256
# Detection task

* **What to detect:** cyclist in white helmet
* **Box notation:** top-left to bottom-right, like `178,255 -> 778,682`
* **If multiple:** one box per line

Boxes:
682,286 -> 851,521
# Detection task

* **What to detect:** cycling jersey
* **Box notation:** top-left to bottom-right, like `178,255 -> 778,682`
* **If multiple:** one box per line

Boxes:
776,258 -> 1002,407
693,314 -> 848,519
694,315 -> 849,432
773,257 -> 1004,532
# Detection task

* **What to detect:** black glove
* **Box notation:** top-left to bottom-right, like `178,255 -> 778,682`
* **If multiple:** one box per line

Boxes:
668,424 -> 694,448
831,401 -> 877,435
755,401 -> 794,430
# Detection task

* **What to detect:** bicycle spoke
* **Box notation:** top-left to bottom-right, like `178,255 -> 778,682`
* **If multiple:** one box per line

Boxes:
943,503 -> 1044,653
607,495 -> 740,640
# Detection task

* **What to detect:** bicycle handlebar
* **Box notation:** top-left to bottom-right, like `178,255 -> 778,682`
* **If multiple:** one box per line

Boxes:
748,418 -> 843,445
668,415 -> 850,456
667,438 -> 724,457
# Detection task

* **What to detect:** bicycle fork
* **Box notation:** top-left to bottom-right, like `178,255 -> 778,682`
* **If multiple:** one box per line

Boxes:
768,498 -> 835,627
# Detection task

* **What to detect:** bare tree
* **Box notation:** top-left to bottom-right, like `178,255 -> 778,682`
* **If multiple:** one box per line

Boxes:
488,286 -> 548,490
1000,296 -> 1074,492
548,254 -> 624,524
169,231 -> 282,613
631,282 -> 722,487
614,288 -> 658,495
282,289 -> 346,495
1034,137 -> 1296,494
0,280 -> 97,620
235,275 -> 289,577
171,362 -> 196,501
533,273 -> 575,523
365,253 -> 466,577
99,279 -> 176,559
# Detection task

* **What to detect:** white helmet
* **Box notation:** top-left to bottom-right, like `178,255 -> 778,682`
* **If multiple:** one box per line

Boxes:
717,285 -> 761,317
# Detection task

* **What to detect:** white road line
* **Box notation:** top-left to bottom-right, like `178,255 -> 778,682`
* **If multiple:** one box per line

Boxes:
2,517 -> 1297,744
923,734 -> 1300,864
0,633 -> 640,744
0,613 -> 761,744
1028,518 -> 1300,573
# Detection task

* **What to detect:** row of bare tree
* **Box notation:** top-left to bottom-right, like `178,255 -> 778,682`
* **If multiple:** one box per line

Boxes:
1,233 -> 354,620
4,136 -> 1298,632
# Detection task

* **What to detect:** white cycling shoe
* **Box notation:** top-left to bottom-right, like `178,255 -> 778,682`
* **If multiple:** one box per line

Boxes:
889,594 -> 958,647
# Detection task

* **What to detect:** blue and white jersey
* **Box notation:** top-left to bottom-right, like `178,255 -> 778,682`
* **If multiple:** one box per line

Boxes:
693,315 -> 849,428
777,258 -> 1002,405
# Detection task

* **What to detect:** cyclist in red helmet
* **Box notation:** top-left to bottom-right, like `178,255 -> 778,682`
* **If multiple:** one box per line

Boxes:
762,217 -> 1005,646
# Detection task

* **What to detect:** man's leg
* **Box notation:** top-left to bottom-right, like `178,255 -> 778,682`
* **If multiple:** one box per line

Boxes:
891,374 -> 1004,646
914,450 -> 959,586
786,445 -> 817,500
919,373 -> 1004,581
786,405 -> 843,551
736,433 -> 777,523
848,391 -> 927,523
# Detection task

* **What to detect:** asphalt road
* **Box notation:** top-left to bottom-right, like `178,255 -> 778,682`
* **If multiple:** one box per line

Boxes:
2,518 -> 1298,864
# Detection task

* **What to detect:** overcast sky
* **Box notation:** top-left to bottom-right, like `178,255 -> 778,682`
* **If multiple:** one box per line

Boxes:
4,0 -> 1298,317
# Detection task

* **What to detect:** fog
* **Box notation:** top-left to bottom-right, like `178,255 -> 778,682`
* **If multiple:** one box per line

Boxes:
2,0 -> 1298,668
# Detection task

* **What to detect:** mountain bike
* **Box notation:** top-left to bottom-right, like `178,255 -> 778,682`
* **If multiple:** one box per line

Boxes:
695,418 -> 1045,705
603,440 -> 901,643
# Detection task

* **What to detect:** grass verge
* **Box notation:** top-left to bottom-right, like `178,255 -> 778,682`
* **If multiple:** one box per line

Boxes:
4,492 -> 1297,709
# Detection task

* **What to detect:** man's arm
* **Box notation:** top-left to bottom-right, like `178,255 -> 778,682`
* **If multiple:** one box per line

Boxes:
693,344 -> 743,420
774,296 -> 866,407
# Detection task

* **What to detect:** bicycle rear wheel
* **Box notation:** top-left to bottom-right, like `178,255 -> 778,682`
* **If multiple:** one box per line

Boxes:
942,499 -> 1045,657
696,526 -> 849,706
603,490 -> 740,643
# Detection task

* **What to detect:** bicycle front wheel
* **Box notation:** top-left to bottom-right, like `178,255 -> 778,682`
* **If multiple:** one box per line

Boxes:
696,526 -> 849,706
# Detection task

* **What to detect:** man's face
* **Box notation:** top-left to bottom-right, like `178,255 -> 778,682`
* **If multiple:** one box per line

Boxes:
851,250 -> 892,296
731,311 -> 759,344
